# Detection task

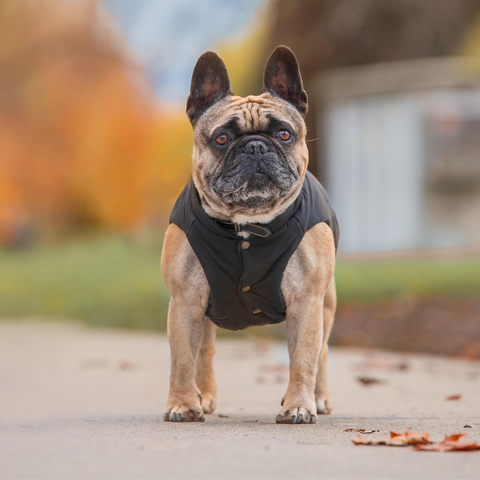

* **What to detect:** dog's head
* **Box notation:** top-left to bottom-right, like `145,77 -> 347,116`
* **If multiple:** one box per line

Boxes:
187,46 -> 309,223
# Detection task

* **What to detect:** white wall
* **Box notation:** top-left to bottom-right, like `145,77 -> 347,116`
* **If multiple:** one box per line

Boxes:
323,93 -> 426,252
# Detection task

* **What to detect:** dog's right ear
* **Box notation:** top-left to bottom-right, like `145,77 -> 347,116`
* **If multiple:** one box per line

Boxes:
186,52 -> 233,124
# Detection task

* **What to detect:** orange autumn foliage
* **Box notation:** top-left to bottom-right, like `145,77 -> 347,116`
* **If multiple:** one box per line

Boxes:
0,0 -> 192,245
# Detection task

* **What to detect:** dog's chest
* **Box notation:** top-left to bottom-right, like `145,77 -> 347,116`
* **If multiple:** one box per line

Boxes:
169,172 -> 339,331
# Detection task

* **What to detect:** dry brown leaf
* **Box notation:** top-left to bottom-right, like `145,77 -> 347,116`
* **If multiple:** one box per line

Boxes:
405,431 -> 431,444
119,360 -> 134,370
445,433 -> 467,442
352,436 -> 378,445
358,356 -> 410,371
344,428 -> 379,434
352,431 -> 430,447
415,433 -> 480,452
353,430 -> 480,452
445,394 -> 462,401
357,376 -> 386,386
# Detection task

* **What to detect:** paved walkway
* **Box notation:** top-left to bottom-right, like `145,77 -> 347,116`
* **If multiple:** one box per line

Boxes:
1,322 -> 479,479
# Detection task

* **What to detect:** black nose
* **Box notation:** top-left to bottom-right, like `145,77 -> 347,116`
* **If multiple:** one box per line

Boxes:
244,140 -> 269,155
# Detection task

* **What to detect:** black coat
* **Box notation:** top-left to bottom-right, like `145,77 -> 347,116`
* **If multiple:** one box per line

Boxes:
170,171 -> 339,331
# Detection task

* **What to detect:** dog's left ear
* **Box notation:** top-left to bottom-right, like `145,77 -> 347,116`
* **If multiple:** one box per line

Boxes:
262,46 -> 308,117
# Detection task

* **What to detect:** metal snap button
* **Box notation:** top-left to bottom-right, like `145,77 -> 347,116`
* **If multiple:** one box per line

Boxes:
241,286 -> 250,292
241,241 -> 250,250
252,309 -> 261,314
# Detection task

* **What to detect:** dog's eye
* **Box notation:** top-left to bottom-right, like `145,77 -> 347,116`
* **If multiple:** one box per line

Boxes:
216,134 -> 229,146
277,131 -> 291,142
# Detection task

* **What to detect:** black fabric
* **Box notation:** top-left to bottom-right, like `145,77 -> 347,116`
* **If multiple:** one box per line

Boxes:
169,171 -> 339,331
215,220 -> 272,237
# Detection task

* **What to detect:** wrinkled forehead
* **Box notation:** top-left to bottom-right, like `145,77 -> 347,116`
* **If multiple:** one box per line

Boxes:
198,94 -> 306,137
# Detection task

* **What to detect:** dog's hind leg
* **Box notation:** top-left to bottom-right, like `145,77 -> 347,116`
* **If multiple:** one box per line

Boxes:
315,279 -> 336,414
195,318 -> 217,413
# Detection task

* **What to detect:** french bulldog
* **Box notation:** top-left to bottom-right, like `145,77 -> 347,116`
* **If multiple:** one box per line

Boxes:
161,46 -> 338,424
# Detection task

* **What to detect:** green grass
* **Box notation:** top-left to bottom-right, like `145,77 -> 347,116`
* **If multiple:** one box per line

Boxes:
335,258 -> 480,303
0,236 -> 479,330
0,236 -> 169,330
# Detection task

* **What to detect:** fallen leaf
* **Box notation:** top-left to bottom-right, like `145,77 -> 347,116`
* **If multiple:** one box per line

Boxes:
445,433 -> 467,442
404,431 -> 431,445
352,436 -> 381,445
357,376 -> 386,386
358,356 -> 410,371
344,428 -> 379,434
119,360 -> 134,370
352,431 -> 430,447
464,425 -> 472,429
353,431 -> 480,452
415,433 -> 480,452
445,394 -> 462,401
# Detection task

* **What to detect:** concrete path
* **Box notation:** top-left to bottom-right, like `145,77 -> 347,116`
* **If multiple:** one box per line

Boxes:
1,321 -> 479,479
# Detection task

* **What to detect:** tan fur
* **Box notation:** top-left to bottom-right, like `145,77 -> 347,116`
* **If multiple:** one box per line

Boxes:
161,223 -> 209,422
195,318 -> 217,413
278,222 -> 336,423
192,93 -> 309,224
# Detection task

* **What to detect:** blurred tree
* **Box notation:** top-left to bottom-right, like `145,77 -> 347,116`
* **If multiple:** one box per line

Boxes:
265,0 -> 480,179
0,0 -> 192,245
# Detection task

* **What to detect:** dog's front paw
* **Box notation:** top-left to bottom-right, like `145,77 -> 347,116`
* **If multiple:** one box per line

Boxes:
276,406 -> 316,424
315,396 -> 332,415
200,392 -> 216,414
164,404 -> 205,423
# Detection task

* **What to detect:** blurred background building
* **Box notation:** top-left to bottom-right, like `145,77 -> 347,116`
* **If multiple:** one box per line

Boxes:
321,59 -> 480,252
1,0 -> 479,356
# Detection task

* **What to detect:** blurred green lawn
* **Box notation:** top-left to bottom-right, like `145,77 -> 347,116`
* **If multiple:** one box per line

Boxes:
1,236 -> 479,331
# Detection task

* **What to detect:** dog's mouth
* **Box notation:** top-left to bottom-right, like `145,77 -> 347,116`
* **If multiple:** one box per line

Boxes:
211,136 -> 298,207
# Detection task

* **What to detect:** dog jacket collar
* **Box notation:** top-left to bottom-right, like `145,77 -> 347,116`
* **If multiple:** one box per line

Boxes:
216,220 -> 272,237
170,171 -> 339,331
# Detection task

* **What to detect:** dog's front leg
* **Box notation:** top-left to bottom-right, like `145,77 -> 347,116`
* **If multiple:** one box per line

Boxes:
276,299 -> 323,424
162,224 -> 210,423
277,223 -> 336,424
164,299 -> 206,422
